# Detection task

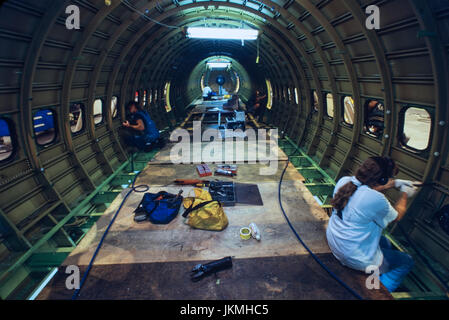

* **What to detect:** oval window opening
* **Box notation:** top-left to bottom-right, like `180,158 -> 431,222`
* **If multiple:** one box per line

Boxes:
70,103 -> 84,134
111,96 -> 118,119
326,93 -> 334,118
94,99 -> 103,125
312,90 -> 319,112
33,109 -> 56,146
402,107 -> 431,151
0,118 -> 14,162
343,96 -> 355,125
364,99 -> 384,138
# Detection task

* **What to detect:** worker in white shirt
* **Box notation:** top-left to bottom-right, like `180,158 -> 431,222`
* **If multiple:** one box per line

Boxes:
202,85 -> 212,101
326,156 -> 418,292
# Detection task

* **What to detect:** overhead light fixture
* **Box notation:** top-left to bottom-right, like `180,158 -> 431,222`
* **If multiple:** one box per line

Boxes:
186,27 -> 259,40
207,62 -> 231,69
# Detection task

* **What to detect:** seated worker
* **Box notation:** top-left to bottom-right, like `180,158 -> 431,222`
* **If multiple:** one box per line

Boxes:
202,85 -> 213,101
122,101 -> 160,151
326,157 -> 418,292
365,100 -> 385,137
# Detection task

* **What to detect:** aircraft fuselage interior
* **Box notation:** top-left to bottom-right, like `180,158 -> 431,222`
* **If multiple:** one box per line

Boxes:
0,0 -> 448,302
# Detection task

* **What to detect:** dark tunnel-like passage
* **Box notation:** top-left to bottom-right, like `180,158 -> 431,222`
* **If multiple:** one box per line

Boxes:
0,0 -> 448,300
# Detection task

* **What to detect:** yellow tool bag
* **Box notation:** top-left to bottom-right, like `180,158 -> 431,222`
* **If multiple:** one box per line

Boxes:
182,188 -> 228,231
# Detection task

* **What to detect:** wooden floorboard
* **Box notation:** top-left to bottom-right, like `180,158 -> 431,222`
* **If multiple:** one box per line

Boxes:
38,255 -> 392,300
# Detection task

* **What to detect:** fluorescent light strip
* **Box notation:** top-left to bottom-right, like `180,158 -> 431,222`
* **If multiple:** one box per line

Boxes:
207,62 -> 231,69
187,27 -> 258,40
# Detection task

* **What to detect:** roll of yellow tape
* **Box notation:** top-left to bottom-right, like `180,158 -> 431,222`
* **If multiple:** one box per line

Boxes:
240,227 -> 251,240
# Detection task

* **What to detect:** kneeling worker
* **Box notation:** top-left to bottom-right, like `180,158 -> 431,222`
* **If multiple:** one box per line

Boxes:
202,85 -> 213,101
122,101 -> 160,151
327,157 -> 418,292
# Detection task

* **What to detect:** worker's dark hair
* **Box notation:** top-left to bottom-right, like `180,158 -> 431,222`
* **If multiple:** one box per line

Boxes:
331,157 -> 398,216
126,101 -> 141,111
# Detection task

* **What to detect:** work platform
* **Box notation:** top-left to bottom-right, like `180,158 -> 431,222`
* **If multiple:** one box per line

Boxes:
38,106 -> 392,300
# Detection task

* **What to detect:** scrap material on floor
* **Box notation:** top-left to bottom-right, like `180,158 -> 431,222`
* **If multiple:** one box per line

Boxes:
38,108 -> 393,300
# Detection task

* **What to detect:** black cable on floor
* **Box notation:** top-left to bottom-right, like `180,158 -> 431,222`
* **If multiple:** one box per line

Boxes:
278,159 -> 363,300
72,168 -> 149,300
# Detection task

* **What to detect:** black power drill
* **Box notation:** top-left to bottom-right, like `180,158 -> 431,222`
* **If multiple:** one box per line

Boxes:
190,257 -> 233,282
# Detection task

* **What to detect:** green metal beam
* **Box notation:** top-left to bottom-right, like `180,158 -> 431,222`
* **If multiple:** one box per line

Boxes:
303,183 -> 335,195
91,191 -> 121,205
0,157 -> 132,284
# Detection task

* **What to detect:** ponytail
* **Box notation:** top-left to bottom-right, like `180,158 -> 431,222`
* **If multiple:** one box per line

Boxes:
331,182 -> 358,219
331,156 -> 398,219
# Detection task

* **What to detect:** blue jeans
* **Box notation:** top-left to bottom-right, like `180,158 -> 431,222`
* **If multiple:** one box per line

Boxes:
378,236 -> 414,292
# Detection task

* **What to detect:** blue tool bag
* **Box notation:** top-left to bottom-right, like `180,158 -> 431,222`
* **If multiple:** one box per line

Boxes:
134,191 -> 183,224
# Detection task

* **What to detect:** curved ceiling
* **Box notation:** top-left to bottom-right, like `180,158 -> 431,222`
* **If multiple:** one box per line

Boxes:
0,0 -> 446,182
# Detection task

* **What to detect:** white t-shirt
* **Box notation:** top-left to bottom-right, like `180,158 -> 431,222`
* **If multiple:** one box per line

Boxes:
202,86 -> 212,97
326,176 -> 398,271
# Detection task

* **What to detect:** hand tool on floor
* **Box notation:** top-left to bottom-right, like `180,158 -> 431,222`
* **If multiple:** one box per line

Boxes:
174,179 -> 210,187
197,164 -> 212,177
190,257 -> 233,282
215,168 -> 235,177
209,181 -> 235,206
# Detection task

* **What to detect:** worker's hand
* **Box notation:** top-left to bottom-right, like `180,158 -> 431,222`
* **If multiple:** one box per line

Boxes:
383,178 -> 396,190
400,184 -> 419,198
122,121 -> 130,127
394,179 -> 414,189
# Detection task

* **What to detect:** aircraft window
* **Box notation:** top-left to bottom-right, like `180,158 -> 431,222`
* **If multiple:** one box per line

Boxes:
134,91 -> 139,103
0,118 -> 14,162
69,103 -> 84,134
342,96 -> 355,125
155,90 -> 158,102
265,79 -> 273,110
401,107 -> 432,151
326,93 -> 334,118
164,82 -> 172,112
111,96 -> 118,119
312,90 -> 319,112
294,88 -> 299,105
94,99 -> 103,125
364,99 -> 384,138
33,109 -> 56,146
287,88 -> 292,102
149,90 -> 152,104
143,90 -> 147,106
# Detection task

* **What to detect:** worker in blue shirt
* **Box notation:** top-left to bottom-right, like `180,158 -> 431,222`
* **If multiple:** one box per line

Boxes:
327,157 -> 419,292
122,101 -> 160,151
